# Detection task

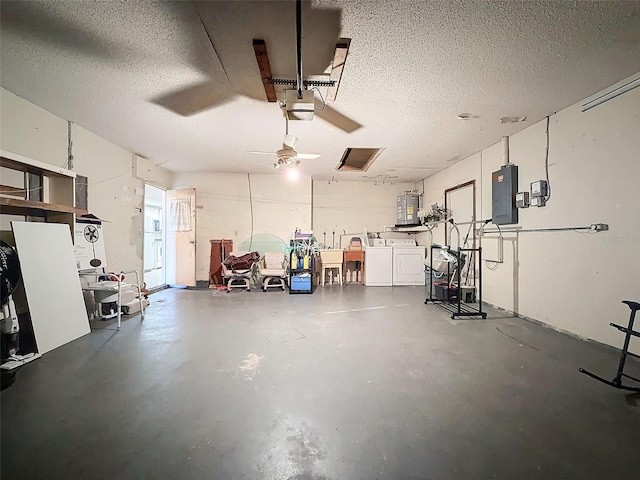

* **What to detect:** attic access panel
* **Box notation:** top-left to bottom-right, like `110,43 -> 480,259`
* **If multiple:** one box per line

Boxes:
335,148 -> 384,171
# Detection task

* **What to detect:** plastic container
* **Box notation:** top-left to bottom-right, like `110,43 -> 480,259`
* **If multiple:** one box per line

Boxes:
460,285 -> 476,303
290,276 -> 311,291
434,281 -> 458,301
426,269 -> 448,295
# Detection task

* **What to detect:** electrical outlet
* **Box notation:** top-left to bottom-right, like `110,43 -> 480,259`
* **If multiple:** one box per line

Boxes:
590,223 -> 609,232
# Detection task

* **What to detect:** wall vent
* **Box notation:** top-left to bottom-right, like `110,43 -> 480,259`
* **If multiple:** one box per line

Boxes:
335,148 -> 384,171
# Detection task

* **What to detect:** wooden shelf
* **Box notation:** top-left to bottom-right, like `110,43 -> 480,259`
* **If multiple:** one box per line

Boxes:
1,151 -> 76,178
0,197 -> 87,216
1,151 -> 81,240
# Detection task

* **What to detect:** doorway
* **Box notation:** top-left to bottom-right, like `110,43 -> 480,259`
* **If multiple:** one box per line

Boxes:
143,184 -> 166,290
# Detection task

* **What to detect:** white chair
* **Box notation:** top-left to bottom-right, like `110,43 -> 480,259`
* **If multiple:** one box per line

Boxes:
319,249 -> 343,286
79,270 -> 145,330
259,251 -> 287,291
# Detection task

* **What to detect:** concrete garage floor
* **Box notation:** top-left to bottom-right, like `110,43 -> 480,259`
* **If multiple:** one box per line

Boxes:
2,286 -> 640,480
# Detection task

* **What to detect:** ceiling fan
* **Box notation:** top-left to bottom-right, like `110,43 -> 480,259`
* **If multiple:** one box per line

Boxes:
1,1 -> 360,131
154,1 -> 361,133
248,108 -> 321,168
252,0 -> 360,132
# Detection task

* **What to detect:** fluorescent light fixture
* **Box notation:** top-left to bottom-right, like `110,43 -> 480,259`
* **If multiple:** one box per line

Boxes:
582,77 -> 640,112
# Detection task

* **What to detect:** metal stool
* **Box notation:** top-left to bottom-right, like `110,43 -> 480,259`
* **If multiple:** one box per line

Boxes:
580,300 -> 640,392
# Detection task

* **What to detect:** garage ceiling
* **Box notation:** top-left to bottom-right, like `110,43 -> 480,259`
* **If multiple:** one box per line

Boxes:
1,0 -> 639,182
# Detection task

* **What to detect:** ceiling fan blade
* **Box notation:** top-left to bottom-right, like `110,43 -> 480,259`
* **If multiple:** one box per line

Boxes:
315,102 -> 362,133
151,81 -> 234,116
248,151 -> 276,156
326,38 -> 351,103
283,135 -> 298,149
297,153 -> 321,160
150,2 -> 237,116
0,1 -> 124,60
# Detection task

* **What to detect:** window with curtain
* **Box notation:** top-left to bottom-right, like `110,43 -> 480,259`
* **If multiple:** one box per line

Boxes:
169,198 -> 192,232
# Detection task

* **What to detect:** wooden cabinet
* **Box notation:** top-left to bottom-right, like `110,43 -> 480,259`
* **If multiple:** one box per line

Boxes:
209,239 -> 233,285
343,249 -> 365,284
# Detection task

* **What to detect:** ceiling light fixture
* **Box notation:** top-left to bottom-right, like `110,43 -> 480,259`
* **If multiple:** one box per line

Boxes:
286,168 -> 300,180
274,149 -> 301,168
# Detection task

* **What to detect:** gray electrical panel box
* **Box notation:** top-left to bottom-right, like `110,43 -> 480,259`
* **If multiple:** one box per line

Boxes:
492,164 -> 518,225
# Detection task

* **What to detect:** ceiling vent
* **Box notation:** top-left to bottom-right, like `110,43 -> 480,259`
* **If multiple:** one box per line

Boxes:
335,148 -> 384,171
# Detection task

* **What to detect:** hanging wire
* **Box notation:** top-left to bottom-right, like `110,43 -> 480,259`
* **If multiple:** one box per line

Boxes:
89,169 -> 130,185
310,86 -> 326,111
481,222 -> 502,270
65,120 -> 74,169
247,174 -> 254,252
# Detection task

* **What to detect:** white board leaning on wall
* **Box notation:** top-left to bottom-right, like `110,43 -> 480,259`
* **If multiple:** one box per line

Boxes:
11,221 -> 90,354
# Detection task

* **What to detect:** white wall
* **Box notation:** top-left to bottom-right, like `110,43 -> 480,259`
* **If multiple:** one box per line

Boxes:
415,153 -> 483,248
0,88 -> 172,277
312,181 -> 416,247
168,175 -> 422,280
418,74 -> 640,349
172,172 -> 312,281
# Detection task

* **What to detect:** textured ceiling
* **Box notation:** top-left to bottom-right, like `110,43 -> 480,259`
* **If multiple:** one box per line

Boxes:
1,0 -> 640,182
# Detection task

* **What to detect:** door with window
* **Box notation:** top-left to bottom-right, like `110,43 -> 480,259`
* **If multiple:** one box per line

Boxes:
165,188 -> 196,287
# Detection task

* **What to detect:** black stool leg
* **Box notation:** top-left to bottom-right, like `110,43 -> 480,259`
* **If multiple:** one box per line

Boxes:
613,308 -> 637,386
579,300 -> 640,392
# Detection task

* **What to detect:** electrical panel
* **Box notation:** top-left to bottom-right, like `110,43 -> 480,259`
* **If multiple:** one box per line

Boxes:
492,164 -> 518,225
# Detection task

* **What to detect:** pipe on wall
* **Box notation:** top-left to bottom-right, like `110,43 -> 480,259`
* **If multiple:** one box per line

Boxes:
502,136 -> 509,165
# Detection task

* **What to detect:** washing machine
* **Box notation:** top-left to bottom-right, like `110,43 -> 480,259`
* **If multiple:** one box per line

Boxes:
364,239 -> 393,286
386,239 -> 426,286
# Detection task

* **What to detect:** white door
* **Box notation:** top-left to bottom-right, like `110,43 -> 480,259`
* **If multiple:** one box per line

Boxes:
165,188 -> 196,287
